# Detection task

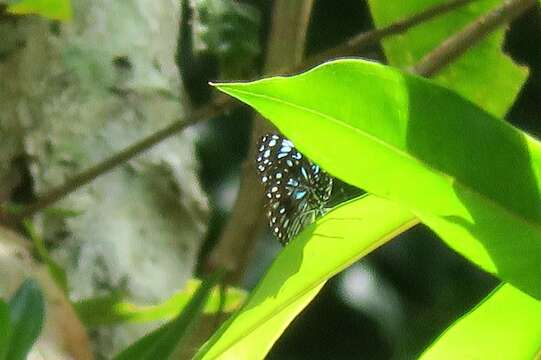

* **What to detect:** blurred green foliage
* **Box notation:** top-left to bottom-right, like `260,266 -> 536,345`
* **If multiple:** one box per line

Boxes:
114,270 -> 225,360
5,0 -> 71,20
369,0 -> 528,117
190,0 -> 261,79
0,280 -> 44,360
75,278 -> 246,327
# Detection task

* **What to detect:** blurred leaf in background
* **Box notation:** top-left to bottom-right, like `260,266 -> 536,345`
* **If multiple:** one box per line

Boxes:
114,270 -> 226,360
5,0 -> 72,20
368,0 -> 528,117
2,280 -> 45,360
75,278 -> 246,327
22,220 -> 68,294
0,299 -> 11,360
191,0 -> 261,78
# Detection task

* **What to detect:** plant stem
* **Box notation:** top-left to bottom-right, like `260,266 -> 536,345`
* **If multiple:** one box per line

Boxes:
11,95 -> 234,222
299,0 -> 477,72
206,0 -> 315,282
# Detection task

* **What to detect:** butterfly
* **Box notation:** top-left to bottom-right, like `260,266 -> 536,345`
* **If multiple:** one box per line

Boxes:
256,133 -> 333,245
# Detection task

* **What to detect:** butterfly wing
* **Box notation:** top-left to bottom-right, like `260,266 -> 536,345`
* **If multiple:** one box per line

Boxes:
256,134 -> 333,245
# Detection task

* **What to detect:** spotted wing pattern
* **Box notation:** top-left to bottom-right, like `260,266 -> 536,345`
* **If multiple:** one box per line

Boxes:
256,133 -> 333,245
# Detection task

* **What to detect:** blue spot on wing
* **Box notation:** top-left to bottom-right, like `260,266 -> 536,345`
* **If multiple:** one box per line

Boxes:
293,189 -> 307,200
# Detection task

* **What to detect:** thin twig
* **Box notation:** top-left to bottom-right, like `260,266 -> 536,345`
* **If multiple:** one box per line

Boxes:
3,0 -> 479,221
11,95 -> 235,221
298,0 -> 477,72
411,0 -> 537,76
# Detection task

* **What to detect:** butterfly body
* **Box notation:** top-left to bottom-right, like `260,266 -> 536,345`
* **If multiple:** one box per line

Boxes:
256,134 -> 333,245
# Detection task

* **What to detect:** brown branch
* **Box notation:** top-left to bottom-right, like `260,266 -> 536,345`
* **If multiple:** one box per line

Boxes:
10,95 -> 236,222
411,0 -> 537,76
298,0 -> 478,72
206,0 -> 315,282
2,0 -> 479,222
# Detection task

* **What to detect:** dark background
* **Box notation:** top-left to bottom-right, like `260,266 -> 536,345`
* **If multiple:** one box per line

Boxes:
190,1 -> 541,359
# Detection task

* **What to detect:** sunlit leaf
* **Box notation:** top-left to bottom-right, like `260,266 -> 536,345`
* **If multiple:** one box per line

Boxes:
195,196 -> 416,359
213,59 -> 541,299
421,284 -> 541,359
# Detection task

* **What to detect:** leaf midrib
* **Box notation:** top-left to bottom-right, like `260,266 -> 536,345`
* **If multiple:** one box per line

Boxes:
223,86 -> 541,233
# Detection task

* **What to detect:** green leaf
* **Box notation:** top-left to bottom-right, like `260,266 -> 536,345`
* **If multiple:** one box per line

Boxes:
43,207 -> 84,219
420,284 -> 541,359
75,279 -> 246,327
114,270 -> 227,360
195,195 -> 416,359
6,279 -> 45,360
23,220 -> 68,294
6,0 -> 72,21
213,59 -> 541,299
0,300 -> 11,360
115,322 -> 176,360
367,0 -> 528,117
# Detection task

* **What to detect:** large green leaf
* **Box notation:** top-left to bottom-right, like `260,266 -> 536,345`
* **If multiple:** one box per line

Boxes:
367,0 -> 528,117
6,279 -> 45,360
6,0 -> 72,20
420,284 -> 541,359
213,59 -> 541,299
195,195 -> 416,359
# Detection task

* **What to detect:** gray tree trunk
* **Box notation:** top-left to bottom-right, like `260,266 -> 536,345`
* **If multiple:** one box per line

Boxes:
0,0 -> 208,356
